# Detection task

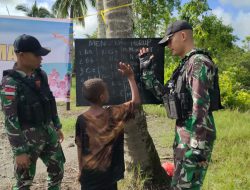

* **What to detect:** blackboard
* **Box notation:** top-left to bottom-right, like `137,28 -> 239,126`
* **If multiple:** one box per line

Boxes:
75,38 -> 164,106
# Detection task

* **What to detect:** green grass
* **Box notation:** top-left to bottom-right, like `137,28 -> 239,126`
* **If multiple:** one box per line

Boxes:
58,76 -> 87,136
143,104 -> 167,117
203,110 -> 250,190
60,116 -> 77,134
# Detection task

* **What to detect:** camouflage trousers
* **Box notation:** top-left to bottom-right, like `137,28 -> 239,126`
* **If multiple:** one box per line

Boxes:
171,136 -> 214,190
12,124 -> 65,190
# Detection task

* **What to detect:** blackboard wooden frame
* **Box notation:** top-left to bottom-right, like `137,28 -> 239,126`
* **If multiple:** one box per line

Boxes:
75,38 -> 164,106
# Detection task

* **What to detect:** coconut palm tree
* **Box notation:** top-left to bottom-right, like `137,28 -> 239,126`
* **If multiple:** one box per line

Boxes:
103,0 -> 133,38
52,0 -> 95,26
96,0 -> 106,38
102,0 -> 171,189
16,1 -> 54,18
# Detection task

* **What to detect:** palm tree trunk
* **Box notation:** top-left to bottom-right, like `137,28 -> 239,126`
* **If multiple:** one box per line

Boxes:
103,1 -> 171,189
103,0 -> 133,38
124,107 -> 171,189
96,0 -> 106,38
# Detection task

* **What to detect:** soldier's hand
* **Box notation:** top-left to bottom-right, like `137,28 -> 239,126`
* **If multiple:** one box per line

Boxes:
138,47 -> 154,70
198,160 -> 208,168
57,129 -> 64,143
15,154 -> 30,169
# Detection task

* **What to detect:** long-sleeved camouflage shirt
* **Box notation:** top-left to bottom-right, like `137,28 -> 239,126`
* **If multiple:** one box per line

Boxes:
141,49 -> 216,155
0,69 -> 62,156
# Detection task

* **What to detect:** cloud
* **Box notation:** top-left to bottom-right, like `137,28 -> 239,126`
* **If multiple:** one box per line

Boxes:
233,11 -> 250,38
0,0 -> 22,4
73,15 -> 98,38
212,7 -> 232,26
0,0 -> 28,16
212,7 -> 250,46
219,0 -> 250,8
37,2 -> 51,11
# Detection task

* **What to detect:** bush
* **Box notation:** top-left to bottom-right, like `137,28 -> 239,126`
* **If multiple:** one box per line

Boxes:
235,90 -> 250,111
219,69 -> 250,111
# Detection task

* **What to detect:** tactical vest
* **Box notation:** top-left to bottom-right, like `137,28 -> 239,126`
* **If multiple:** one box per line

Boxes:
3,69 -> 55,126
163,50 -> 223,120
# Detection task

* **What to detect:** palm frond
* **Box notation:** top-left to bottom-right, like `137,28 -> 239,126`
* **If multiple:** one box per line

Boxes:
38,7 -> 54,18
16,1 -> 54,18
52,0 -> 95,26
90,0 -> 96,7
15,4 -> 30,13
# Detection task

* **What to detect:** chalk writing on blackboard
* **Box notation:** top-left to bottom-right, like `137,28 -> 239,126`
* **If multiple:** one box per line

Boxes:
75,38 -> 164,106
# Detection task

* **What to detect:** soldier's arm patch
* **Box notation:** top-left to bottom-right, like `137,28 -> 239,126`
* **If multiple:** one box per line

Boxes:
4,85 -> 16,100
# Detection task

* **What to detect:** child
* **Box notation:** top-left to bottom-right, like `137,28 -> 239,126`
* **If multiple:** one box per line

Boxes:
75,62 -> 141,190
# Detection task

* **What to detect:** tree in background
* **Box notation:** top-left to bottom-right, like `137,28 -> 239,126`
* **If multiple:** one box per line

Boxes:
219,43 -> 250,111
133,0 -> 181,38
52,0 -> 95,26
132,0 -> 181,87
242,36 -> 250,51
15,1 -> 54,18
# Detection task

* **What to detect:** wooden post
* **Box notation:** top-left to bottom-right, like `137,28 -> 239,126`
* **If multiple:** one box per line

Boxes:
67,19 -> 74,111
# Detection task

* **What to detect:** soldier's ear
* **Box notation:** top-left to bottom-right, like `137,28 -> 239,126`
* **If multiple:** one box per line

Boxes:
181,31 -> 187,41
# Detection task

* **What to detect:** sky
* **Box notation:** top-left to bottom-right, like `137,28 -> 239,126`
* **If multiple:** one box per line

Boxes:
0,0 -> 250,46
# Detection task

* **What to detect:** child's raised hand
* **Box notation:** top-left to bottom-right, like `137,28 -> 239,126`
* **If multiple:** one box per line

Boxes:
118,62 -> 134,78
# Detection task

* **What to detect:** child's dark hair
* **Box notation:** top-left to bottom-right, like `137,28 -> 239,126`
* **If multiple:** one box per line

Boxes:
82,78 -> 107,104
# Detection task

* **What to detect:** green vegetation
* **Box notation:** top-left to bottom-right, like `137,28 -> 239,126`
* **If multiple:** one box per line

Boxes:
203,110 -> 250,190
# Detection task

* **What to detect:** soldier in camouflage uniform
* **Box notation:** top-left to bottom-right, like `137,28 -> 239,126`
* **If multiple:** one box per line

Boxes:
1,34 -> 65,190
139,20 -> 222,189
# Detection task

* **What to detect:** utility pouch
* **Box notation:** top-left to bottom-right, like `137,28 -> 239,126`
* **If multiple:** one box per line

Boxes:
163,92 -> 181,119
32,102 -> 45,125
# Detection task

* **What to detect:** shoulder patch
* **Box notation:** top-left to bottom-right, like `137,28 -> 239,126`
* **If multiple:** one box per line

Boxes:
4,85 -> 16,100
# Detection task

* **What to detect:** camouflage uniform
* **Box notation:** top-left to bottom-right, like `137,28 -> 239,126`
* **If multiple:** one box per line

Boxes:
1,68 -> 65,190
141,49 -> 216,189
